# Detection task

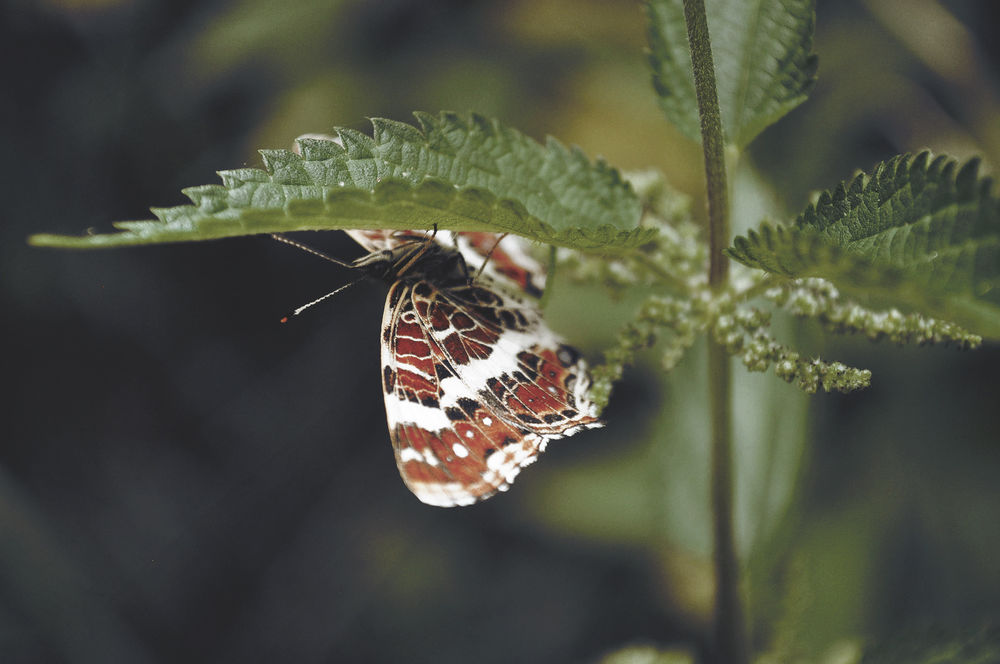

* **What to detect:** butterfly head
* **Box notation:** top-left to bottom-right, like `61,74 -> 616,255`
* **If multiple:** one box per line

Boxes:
353,238 -> 469,287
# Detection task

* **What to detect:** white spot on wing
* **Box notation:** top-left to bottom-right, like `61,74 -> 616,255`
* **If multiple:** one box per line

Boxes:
385,399 -> 452,431
399,448 -> 423,463
408,481 -> 476,507
452,443 -> 469,458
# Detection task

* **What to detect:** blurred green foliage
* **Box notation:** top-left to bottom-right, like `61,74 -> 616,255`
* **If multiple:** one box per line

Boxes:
647,0 -> 818,148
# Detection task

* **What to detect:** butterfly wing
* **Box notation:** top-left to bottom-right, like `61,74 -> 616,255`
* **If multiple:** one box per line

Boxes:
347,228 -> 545,297
358,228 -> 602,506
345,229 -> 429,253
346,228 -> 453,254
453,231 -> 547,298
381,281 -> 547,506
412,279 -> 600,439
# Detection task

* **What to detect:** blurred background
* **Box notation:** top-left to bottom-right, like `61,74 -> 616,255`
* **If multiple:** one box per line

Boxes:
3,0 -> 1000,662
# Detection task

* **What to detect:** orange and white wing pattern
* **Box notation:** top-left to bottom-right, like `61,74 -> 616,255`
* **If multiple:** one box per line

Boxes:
347,229 -> 601,507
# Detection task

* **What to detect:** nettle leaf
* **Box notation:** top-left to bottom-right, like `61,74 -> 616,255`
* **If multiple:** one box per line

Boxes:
728,152 -> 1000,338
30,112 -> 650,251
646,0 -> 818,149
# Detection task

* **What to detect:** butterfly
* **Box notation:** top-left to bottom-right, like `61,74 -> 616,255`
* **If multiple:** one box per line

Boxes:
341,228 -> 602,507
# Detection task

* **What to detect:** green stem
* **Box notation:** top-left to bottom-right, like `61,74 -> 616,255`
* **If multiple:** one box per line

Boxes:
707,341 -> 746,664
681,1 -> 747,663
682,0 -> 729,288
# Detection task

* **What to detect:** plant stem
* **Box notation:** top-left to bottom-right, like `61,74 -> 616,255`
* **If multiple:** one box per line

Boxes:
681,1 -> 748,663
682,0 -> 729,288
707,341 -> 746,664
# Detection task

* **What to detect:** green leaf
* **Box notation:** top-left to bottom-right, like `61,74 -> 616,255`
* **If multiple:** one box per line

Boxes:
30,112 -> 650,251
646,0 -> 818,149
728,152 -> 1000,339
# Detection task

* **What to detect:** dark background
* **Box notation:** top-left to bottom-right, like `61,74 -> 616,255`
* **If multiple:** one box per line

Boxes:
3,1 -> 1000,662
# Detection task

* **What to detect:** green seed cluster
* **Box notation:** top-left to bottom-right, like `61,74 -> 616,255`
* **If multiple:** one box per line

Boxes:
742,330 -> 872,393
766,278 -> 982,348
712,299 -> 871,393
558,173 -> 982,403
590,294 -> 698,409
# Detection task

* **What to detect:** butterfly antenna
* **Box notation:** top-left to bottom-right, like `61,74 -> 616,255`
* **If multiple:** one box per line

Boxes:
280,279 -> 364,323
394,224 -> 442,277
395,239 -> 434,277
271,233 -> 355,268
473,233 -> 509,282
271,233 -> 365,322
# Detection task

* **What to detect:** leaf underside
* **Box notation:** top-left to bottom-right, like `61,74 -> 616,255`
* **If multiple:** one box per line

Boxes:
646,0 -> 818,149
728,152 -> 1000,338
31,112 -> 651,251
